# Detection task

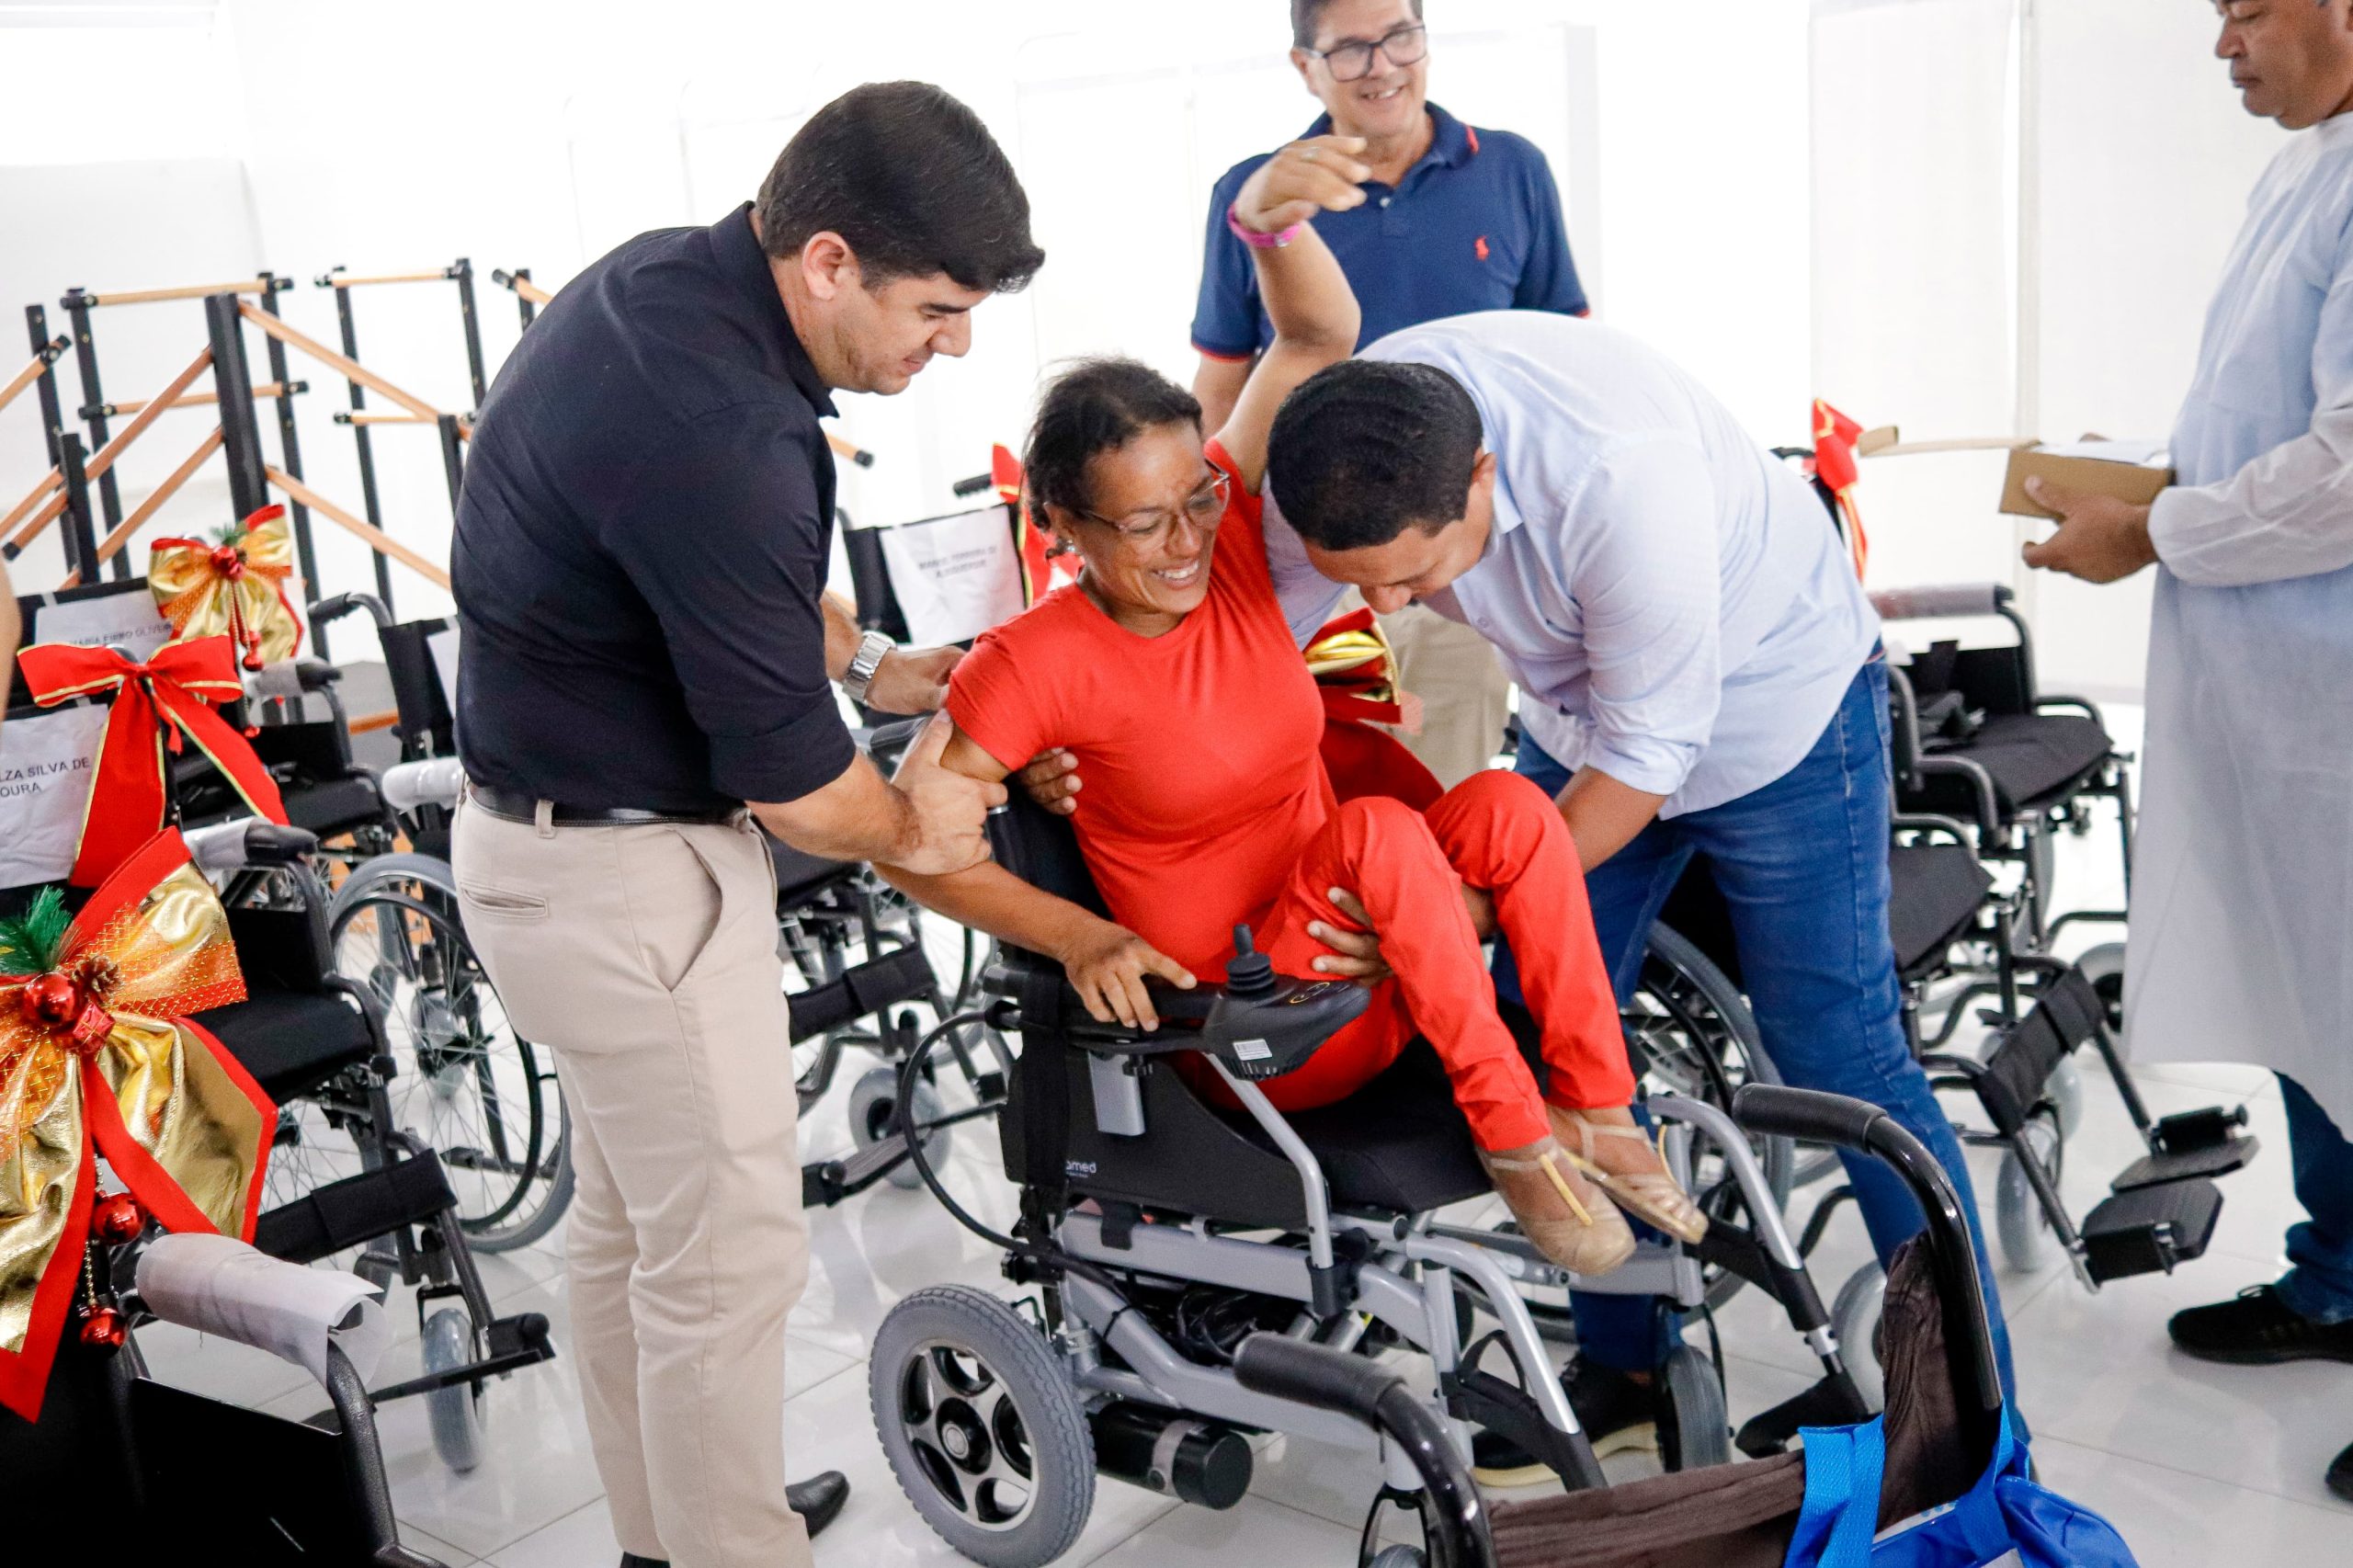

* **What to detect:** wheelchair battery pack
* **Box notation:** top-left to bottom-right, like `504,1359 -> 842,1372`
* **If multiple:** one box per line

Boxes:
255,1151 -> 459,1266
2080,1177 -> 2223,1284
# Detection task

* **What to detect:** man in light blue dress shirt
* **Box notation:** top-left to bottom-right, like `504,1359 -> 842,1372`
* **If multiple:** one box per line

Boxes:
2024,0 -> 2353,1503
1263,309 -> 2014,1449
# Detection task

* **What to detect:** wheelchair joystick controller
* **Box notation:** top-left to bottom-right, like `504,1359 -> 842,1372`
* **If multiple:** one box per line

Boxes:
1197,924 -> 1368,1080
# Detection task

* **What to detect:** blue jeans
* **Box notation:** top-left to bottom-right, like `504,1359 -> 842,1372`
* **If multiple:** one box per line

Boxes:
1498,661 -> 2017,1398
2278,1074 -> 2353,1324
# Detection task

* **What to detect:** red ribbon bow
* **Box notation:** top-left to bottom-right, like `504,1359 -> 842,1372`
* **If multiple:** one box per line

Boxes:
14,634 -> 290,887
1812,399 -> 1870,582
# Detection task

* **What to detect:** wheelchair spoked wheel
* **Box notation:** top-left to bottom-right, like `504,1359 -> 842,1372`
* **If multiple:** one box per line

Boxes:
260,1087 -> 376,1226
1625,924 -> 1794,1308
1995,1111 -> 2064,1275
870,1286 -> 1096,1568
330,855 -> 574,1252
421,1305 -> 486,1472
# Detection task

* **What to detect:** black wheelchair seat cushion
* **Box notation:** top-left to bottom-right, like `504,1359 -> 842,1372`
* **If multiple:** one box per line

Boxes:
769,836 -> 858,906
1888,844 -> 1995,979
194,985 -> 376,1103
1222,1042 -> 1492,1216
278,775 -> 389,836
1910,712 -> 2111,817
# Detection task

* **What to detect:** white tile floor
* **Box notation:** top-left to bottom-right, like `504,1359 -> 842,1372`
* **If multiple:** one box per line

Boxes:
142,704 -> 2353,1565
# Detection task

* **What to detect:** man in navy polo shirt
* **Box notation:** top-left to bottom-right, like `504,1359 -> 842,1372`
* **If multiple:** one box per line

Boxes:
1190,0 -> 1588,785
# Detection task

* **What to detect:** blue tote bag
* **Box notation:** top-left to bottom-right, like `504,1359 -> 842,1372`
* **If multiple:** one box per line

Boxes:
1784,1410 -> 2140,1568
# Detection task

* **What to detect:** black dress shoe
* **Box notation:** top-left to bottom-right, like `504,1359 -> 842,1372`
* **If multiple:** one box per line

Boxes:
2167,1285 -> 2353,1366
611,1474 -> 847,1567
2328,1440 -> 2353,1505
790,1470 -> 850,1539
1468,1358 -> 1659,1484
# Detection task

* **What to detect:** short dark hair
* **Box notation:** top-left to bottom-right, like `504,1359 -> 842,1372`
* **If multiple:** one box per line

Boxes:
1291,0 -> 1425,50
756,81 -> 1043,294
1267,359 -> 1482,551
1024,358 -> 1202,528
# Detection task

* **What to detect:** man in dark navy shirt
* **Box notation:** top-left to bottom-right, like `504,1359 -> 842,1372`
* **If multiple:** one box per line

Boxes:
1189,0 -> 1588,788
450,83 -> 1040,1568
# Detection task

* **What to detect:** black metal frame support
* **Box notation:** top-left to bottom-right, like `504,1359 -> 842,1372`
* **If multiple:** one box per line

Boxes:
254,271 -> 328,655
25,304 -> 67,472
202,291 -> 269,522
318,266 -> 397,615
55,432 -> 101,582
436,413 -> 466,510
450,256 -> 488,408
58,289 -> 125,557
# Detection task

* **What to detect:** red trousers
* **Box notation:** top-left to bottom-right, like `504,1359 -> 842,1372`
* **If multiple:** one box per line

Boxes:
1212,769 -> 1636,1152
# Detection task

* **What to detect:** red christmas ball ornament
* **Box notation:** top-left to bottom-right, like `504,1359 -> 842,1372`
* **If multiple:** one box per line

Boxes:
77,1307 -> 125,1349
209,542 -> 247,580
19,972 -> 81,1028
89,1192 -> 145,1245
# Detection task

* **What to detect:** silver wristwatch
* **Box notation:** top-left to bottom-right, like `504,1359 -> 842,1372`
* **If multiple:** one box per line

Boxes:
842,628 -> 895,705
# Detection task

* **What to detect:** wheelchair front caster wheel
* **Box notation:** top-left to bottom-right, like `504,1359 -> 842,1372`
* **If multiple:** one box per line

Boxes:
870,1286 -> 1095,1568
1831,1262 -> 1888,1413
1995,1114 -> 2064,1274
423,1307 -> 486,1472
850,1065 -> 949,1190
1658,1343 -> 1731,1471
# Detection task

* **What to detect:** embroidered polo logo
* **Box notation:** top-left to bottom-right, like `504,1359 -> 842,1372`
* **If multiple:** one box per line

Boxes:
1474,234 -> 1491,262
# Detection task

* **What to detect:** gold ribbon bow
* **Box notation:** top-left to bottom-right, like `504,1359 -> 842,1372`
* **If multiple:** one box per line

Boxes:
0,830 -> 272,1421
1304,608 -> 1404,724
149,503 -> 304,670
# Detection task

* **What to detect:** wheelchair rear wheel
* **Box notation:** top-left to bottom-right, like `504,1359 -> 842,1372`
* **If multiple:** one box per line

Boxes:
870,1286 -> 1095,1568
1627,924 -> 1794,1308
331,854 -> 573,1252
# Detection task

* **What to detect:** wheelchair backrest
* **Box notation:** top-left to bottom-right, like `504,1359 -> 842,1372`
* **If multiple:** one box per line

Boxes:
986,793 -> 1109,926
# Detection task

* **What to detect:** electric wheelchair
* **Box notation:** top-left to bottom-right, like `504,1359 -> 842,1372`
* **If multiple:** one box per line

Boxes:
864,794 -> 1868,1567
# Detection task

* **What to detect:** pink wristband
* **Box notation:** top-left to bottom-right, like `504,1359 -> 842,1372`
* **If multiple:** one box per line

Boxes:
1227,202 -> 1302,250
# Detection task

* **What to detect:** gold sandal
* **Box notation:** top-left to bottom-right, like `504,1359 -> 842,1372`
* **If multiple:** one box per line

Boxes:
1549,1108 -> 1710,1245
1477,1137 -> 1636,1278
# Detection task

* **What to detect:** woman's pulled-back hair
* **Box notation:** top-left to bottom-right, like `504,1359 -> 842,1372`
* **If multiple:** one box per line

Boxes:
1023,357 -> 1202,528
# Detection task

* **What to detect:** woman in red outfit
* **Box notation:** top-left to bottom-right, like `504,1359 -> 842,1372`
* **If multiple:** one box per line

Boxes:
878,134 -> 1699,1275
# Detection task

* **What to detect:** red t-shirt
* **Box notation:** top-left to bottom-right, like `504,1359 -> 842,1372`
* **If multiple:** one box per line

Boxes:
946,442 -> 1334,981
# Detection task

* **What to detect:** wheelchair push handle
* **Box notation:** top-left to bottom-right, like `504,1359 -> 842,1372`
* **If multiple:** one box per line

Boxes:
308,591 -> 394,631
1233,1335 -> 1498,1568
1730,1085 -> 2006,1426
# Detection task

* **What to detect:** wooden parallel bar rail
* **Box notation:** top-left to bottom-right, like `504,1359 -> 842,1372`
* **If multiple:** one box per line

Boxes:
5,347 -> 211,551
1868,437 -> 2037,459
75,278 -> 288,308
85,381 -> 301,419
322,269 -> 453,289
59,426 -> 226,587
264,464 -> 452,590
238,300 -> 446,424
1,470 -> 60,541
1,336 -> 69,419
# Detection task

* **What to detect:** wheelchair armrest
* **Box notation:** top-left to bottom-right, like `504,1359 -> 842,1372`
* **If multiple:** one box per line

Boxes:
1869,582 -> 2012,621
991,959 -> 1367,1081
2035,692 -> 2109,730
1913,755 -> 2005,837
184,818 -> 322,874
1892,812 -> 1978,851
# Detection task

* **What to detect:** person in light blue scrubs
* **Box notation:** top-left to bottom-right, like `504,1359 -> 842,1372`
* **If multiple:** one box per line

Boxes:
2023,0 -> 2353,1504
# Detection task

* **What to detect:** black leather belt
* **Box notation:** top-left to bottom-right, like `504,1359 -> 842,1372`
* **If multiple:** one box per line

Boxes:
465,780 -> 741,827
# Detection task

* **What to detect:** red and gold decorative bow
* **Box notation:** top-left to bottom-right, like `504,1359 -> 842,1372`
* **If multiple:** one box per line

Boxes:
150,504 -> 304,671
14,635 -> 290,888
1306,607 -> 1405,726
1812,399 -> 1870,582
1305,608 -> 1443,810
0,829 -> 273,1420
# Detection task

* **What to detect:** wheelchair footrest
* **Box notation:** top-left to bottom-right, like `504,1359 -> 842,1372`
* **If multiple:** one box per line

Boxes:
2081,1178 -> 2223,1283
2111,1132 -> 2257,1193
254,1152 -> 459,1265
2151,1105 -> 2252,1155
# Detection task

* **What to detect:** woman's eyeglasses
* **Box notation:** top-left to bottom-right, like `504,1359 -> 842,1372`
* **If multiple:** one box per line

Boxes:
1074,468 -> 1231,544
1302,23 -> 1428,84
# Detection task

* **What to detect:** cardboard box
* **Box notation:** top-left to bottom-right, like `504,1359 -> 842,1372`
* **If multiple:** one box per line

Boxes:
2000,442 -> 2174,519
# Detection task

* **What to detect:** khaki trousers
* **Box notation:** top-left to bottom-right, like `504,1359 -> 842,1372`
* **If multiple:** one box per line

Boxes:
1375,600 -> 1514,790
452,797 -> 810,1568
